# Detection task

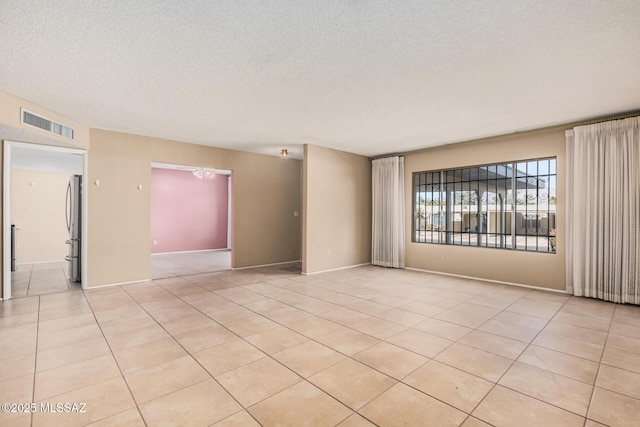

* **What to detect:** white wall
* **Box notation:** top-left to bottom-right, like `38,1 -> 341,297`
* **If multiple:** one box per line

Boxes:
11,169 -> 70,263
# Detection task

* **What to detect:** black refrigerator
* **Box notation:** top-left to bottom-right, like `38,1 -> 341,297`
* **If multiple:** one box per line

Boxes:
65,175 -> 82,282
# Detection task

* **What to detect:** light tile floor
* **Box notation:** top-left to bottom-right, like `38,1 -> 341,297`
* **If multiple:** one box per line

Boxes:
151,249 -> 232,279
11,262 -> 82,297
1,264 -> 639,426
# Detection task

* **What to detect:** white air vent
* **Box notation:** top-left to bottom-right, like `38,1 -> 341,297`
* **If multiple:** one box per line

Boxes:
21,109 -> 74,139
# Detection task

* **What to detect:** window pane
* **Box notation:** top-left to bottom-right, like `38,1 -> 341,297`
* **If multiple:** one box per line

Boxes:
413,157 -> 556,253
478,167 -> 488,180
538,160 -> 549,175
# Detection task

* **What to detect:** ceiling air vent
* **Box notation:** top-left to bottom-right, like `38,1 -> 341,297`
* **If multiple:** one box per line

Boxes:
21,109 -> 74,139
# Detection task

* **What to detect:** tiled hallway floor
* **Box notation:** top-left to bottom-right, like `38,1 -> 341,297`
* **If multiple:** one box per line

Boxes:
11,262 -> 82,297
151,249 -> 232,279
1,264 -> 639,426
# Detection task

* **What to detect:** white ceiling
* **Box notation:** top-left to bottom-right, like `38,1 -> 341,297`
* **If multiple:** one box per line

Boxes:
1,1 -> 639,160
11,146 -> 84,174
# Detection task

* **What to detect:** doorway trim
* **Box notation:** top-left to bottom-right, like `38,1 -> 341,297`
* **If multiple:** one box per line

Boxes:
3,141 -> 88,300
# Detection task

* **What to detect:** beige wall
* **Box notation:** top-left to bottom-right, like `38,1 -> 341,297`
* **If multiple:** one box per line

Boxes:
302,144 -> 372,274
10,169 -> 70,263
88,129 -> 301,287
0,88 -> 583,296
404,127 -> 566,290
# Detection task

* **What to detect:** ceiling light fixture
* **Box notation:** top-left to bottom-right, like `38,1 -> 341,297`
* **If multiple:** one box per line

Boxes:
192,168 -> 216,179
281,149 -> 288,160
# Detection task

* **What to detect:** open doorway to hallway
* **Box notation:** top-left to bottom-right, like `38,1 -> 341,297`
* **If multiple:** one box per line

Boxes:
3,141 -> 87,299
150,162 -> 232,279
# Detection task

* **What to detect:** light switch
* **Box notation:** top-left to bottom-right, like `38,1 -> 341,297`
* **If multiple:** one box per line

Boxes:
294,211 -> 299,217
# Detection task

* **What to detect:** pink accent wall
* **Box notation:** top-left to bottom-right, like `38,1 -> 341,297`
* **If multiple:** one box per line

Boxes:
151,168 -> 228,253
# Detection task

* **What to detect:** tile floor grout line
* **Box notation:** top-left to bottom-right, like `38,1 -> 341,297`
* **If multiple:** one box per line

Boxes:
524,340 -> 604,365
359,276 -> 580,424
150,249 -> 232,280
25,265 -> 33,296
5,266 -> 639,425
384,292 -> 534,422
30,295 -> 40,427
458,289 -> 573,421
150,273 -> 396,423
583,302 -> 617,425
251,272 -> 556,337
210,278 -> 441,355
200,275 -> 486,422
118,284 -> 269,426
400,290 -> 537,383
499,300 -> 611,371
262,275 -> 413,314
245,377 -> 355,424
81,288 -> 150,427
550,316 -> 613,334
209,285 -> 409,366
532,322 -> 609,347
117,287 -> 236,374
151,265 -> 232,281
480,294 -> 614,422
588,354 -> 640,400
459,324 -> 606,371
11,262 -> 83,298
170,267 -> 578,412
504,343 -> 601,387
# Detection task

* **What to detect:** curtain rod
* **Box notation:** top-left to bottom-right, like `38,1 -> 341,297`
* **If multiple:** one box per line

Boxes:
565,110 -> 640,138
371,153 -> 404,161
573,110 -> 640,126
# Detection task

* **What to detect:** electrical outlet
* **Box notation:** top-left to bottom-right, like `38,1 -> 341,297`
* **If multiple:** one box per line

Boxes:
153,240 -> 158,245
294,211 -> 299,217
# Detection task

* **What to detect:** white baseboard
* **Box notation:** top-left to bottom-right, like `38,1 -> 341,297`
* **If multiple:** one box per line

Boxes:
404,267 -> 568,294
303,262 -> 371,275
232,260 -> 301,270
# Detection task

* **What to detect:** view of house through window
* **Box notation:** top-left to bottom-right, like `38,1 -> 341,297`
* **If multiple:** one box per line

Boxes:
413,158 -> 556,252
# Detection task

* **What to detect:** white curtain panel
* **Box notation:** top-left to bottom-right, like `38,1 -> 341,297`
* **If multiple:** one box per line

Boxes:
371,156 -> 405,268
566,116 -> 640,304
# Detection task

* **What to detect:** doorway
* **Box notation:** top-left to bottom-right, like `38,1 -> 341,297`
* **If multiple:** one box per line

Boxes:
3,141 -> 87,299
150,162 -> 232,279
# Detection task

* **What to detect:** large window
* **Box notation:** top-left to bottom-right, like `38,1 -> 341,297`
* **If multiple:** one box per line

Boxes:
413,158 -> 556,253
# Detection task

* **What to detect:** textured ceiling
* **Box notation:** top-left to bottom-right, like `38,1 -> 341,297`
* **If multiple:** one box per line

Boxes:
1,1 -> 639,160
